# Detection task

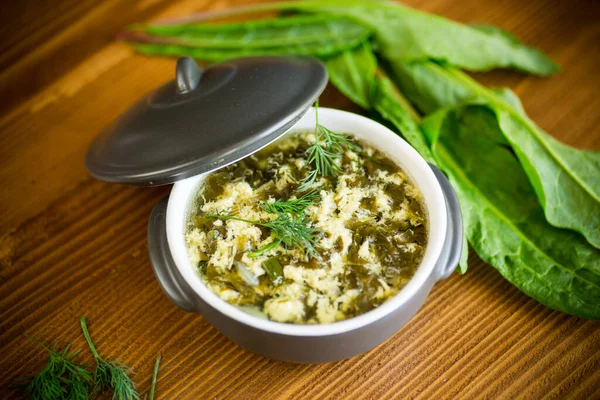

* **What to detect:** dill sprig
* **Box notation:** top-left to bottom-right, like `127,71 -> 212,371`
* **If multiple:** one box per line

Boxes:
207,189 -> 322,258
80,317 -> 140,400
298,101 -> 359,191
261,189 -> 319,215
206,212 -> 322,258
14,336 -> 91,400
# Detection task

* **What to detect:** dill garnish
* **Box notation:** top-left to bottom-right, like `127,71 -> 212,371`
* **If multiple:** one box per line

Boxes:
13,336 -> 91,400
261,189 -> 319,215
298,100 -> 358,191
204,102 -> 359,260
207,212 -> 322,258
207,188 -> 322,258
80,317 -> 140,400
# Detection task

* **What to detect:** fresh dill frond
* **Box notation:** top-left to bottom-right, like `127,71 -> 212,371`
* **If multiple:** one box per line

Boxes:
261,212 -> 322,257
66,370 -> 93,400
80,317 -> 140,400
261,189 -> 319,215
14,336 -> 91,400
206,212 -> 322,258
298,101 -> 359,191
208,188 -> 321,258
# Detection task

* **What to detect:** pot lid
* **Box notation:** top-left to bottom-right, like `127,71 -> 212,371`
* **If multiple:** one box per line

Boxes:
86,56 -> 327,186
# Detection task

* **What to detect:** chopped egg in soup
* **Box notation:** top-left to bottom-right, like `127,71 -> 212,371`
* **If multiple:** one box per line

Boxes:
185,132 -> 427,324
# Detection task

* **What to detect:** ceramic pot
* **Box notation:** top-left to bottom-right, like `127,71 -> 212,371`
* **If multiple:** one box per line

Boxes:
147,107 -> 463,364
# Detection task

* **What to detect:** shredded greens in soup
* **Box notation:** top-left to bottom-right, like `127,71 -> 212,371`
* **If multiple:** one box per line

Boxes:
185,131 -> 427,324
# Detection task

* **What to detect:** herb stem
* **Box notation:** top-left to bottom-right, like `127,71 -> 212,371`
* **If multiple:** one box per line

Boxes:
79,317 -> 100,360
248,240 -> 281,258
205,214 -> 268,227
149,354 -> 161,400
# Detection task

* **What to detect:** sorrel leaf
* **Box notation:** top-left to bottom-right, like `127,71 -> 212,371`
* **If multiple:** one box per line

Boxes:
324,42 -> 377,109
422,105 -> 600,318
124,15 -> 370,61
140,15 -> 371,49
393,62 -> 600,248
270,0 -> 559,75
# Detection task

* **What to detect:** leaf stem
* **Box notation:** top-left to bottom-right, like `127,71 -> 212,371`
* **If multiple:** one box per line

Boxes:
376,68 -> 422,123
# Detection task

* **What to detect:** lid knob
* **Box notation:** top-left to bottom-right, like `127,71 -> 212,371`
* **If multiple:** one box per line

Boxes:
176,57 -> 202,94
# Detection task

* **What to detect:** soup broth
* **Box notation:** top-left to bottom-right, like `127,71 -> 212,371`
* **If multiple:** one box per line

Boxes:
185,132 -> 427,324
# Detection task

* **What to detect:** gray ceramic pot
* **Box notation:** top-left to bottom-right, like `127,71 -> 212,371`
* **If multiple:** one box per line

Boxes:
147,108 -> 463,364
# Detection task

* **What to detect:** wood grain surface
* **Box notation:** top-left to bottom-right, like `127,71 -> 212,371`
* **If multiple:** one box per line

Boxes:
1,0 -> 599,398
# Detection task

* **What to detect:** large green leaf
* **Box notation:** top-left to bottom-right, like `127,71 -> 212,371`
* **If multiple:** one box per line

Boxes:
126,14 -> 371,61
390,62 -> 471,114
497,112 -> 600,248
324,42 -> 377,109
127,1 -> 558,75
393,62 -> 600,248
422,105 -> 600,318
131,34 -> 368,62
285,0 -> 558,75
143,15 -> 371,49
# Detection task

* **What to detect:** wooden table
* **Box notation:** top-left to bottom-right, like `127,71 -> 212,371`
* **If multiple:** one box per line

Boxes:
1,0 -> 599,398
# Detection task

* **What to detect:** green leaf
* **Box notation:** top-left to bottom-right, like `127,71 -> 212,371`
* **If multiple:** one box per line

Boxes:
283,0 -> 559,75
325,42 -> 377,109
470,23 -> 526,45
125,14 -> 371,61
144,15 -> 369,49
422,105 -> 600,318
393,63 -> 600,248
390,62 -> 474,114
497,113 -> 600,248
489,87 -> 526,113
131,34 -> 368,62
442,69 -> 600,248
458,232 -> 469,275
124,1 -> 558,75
372,76 -> 434,163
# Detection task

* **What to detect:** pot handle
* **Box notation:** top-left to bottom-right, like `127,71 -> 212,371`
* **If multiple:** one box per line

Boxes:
148,196 -> 197,312
429,164 -> 464,280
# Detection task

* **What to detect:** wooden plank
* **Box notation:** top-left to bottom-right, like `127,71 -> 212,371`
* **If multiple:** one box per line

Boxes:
0,0 -> 598,398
